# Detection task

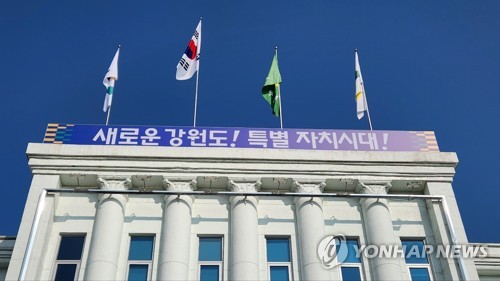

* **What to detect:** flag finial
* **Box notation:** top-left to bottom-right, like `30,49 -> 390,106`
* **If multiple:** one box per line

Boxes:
118,45 -> 122,48
200,16 -> 203,20
354,48 -> 358,52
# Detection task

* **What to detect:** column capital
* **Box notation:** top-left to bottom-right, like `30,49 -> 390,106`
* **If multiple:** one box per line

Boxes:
293,181 -> 325,206
97,176 -> 132,190
228,180 -> 261,207
162,178 -> 197,191
228,180 -> 261,193
96,176 -> 130,206
356,181 -> 392,195
292,181 -> 325,194
162,178 -> 196,206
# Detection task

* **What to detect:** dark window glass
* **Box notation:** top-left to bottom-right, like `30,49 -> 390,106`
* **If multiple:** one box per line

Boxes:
409,268 -> 431,281
402,241 -> 428,264
270,266 -> 290,281
128,236 -> 154,261
266,238 -> 290,262
57,236 -> 85,260
341,266 -> 362,281
199,237 -> 222,261
127,264 -> 149,281
200,265 -> 219,281
54,264 -> 77,281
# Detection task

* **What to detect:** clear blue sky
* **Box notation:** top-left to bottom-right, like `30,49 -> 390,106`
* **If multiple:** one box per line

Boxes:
1,1 -> 499,243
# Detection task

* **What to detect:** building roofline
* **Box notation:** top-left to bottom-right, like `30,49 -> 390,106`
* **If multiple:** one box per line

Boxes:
26,143 -> 459,166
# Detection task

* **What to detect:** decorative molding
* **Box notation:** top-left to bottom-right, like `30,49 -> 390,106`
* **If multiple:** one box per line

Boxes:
162,178 -> 197,191
356,181 -> 392,195
228,180 -> 262,193
292,181 -> 325,194
97,176 -> 132,190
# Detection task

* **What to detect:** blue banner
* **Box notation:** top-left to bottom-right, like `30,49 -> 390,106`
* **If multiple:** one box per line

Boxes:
43,124 -> 439,152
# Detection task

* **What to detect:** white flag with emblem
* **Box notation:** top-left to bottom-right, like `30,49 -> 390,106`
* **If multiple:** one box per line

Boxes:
103,47 -> 120,112
355,50 -> 367,119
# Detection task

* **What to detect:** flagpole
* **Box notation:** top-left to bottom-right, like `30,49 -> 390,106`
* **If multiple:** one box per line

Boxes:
106,110 -> 111,125
106,86 -> 115,126
278,83 -> 283,129
276,47 -> 283,129
363,83 -> 373,130
193,17 -> 202,127
194,60 -> 200,127
106,77 -> 115,126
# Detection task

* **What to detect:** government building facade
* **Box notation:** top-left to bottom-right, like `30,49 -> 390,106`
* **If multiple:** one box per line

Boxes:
1,125 -> 500,280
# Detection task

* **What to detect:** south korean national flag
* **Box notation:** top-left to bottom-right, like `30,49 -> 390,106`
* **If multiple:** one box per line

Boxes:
176,19 -> 202,80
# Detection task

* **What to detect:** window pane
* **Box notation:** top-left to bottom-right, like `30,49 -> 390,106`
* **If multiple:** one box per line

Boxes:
270,266 -> 289,281
402,241 -> 428,264
57,236 -> 85,260
128,264 -> 149,281
409,268 -> 431,281
54,264 -> 77,281
199,237 -> 222,261
341,266 -> 362,281
266,238 -> 290,262
129,236 -> 154,261
200,265 -> 219,281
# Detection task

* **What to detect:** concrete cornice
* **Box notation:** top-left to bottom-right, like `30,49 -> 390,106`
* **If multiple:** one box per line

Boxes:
26,143 -> 458,183
472,243 -> 500,275
27,143 -> 458,164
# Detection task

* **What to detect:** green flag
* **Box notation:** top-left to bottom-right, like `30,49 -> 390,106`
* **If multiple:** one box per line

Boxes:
261,52 -> 282,117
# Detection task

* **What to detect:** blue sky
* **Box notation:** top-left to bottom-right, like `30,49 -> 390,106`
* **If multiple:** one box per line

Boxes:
1,1 -> 499,243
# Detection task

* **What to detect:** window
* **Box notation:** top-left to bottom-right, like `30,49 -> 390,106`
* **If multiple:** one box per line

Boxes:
198,237 -> 223,281
337,239 -> 363,281
402,240 -> 432,281
127,236 -> 155,281
53,234 -> 85,281
266,237 -> 292,281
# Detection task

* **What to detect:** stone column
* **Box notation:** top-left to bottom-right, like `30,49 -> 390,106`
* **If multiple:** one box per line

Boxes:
157,179 -> 197,281
293,181 -> 330,281
357,181 -> 404,281
228,180 -> 261,281
84,176 -> 130,281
